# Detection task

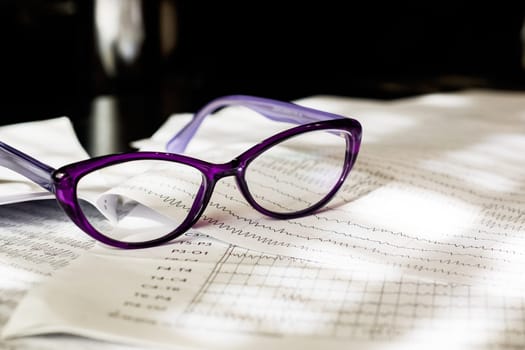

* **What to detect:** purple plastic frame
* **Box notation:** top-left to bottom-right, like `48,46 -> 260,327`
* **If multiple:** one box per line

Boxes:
0,95 -> 361,249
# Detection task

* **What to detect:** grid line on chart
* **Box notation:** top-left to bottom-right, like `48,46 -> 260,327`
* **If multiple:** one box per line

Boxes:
175,246 -> 525,347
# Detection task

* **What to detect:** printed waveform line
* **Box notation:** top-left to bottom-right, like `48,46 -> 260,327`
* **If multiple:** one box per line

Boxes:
476,229 -> 525,241
288,217 -> 525,261
117,183 -> 195,209
202,210 -> 510,275
204,189 -> 524,267
225,248 -> 309,263
245,167 -> 326,195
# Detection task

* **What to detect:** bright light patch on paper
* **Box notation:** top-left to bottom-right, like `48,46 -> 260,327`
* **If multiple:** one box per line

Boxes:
426,133 -> 525,193
350,184 -> 478,237
447,133 -> 525,165
397,310 -> 495,350
358,111 -> 418,143
458,168 -> 518,193
480,134 -> 525,163
0,265 -> 40,291
420,158 -> 520,194
417,94 -> 473,108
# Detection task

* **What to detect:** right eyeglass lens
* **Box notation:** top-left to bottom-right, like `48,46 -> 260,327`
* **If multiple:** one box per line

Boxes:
75,159 -> 204,243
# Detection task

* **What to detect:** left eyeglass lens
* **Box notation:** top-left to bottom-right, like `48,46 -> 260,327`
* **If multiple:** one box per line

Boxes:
76,159 -> 204,243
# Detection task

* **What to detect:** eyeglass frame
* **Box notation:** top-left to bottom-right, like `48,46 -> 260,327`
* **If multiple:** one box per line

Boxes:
0,95 -> 362,249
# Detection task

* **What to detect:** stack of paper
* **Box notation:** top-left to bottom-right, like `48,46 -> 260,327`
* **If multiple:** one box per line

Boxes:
1,89 -> 525,349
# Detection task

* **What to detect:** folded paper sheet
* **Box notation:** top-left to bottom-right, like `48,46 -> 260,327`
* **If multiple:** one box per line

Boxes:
0,118 -> 138,349
3,90 -> 525,349
0,117 -> 90,204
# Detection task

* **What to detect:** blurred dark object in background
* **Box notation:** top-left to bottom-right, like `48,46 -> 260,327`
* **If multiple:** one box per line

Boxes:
173,2 -> 525,107
0,0 -> 92,125
0,1 -> 524,154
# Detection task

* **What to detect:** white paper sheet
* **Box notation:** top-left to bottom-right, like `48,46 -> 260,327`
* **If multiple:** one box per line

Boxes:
0,118 -> 147,349
0,199 -> 151,350
4,233 -> 525,350
0,117 -> 90,204
4,90 -> 525,349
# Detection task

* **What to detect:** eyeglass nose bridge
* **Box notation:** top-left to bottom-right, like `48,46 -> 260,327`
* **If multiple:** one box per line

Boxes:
204,158 -> 245,182
197,157 -> 252,207
166,160 -> 242,235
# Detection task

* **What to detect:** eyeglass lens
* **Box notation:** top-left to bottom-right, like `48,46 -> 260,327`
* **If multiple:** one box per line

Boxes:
76,160 -> 204,243
244,129 -> 348,214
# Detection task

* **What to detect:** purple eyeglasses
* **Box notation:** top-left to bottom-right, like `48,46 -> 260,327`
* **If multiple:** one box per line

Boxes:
0,95 -> 361,249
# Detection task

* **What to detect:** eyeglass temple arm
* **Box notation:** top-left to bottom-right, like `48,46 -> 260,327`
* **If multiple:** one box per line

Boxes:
0,141 -> 56,192
166,95 -> 345,153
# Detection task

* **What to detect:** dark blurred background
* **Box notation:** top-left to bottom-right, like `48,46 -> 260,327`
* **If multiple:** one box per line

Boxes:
1,0 -> 524,155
